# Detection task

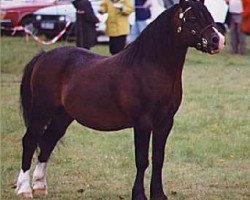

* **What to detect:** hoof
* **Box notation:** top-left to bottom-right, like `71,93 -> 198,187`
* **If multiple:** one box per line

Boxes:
18,192 -> 33,199
33,188 -> 48,196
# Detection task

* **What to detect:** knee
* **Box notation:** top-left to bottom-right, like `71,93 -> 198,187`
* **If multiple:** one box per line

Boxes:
22,133 -> 36,145
22,133 -> 37,147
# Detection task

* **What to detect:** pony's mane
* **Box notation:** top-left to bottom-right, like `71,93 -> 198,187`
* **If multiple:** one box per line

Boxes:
120,4 -> 179,65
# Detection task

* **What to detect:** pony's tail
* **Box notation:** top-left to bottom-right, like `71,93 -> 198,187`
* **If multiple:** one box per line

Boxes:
20,51 -> 46,127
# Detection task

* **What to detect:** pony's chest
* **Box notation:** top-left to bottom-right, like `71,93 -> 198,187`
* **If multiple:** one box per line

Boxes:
148,78 -> 183,115
147,74 -> 182,100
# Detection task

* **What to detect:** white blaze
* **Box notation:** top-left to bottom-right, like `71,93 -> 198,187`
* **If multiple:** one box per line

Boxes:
213,27 -> 225,51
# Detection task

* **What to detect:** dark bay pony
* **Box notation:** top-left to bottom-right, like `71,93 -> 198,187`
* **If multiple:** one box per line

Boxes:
16,0 -> 225,199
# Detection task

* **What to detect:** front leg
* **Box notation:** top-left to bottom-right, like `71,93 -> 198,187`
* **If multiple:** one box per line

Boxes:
132,126 -> 151,200
150,118 -> 173,200
15,169 -> 32,198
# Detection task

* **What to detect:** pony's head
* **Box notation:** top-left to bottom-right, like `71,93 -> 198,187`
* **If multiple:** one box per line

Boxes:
174,0 -> 225,54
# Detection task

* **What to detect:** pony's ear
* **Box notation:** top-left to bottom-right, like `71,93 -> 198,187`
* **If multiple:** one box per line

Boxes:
193,0 -> 205,3
179,0 -> 188,4
179,0 -> 189,6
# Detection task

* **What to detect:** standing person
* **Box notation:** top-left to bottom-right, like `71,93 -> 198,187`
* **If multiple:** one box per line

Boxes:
163,0 -> 178,9
99,0 -> 134,55
129,0 -> 152,43
225,0 -> 246,55
72,0 -> 99,49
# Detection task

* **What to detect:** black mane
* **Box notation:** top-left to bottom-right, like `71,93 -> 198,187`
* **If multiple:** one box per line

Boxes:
120,5 -> 179,65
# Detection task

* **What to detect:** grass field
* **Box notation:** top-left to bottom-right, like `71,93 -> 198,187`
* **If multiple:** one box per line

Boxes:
1,36 -> 250,200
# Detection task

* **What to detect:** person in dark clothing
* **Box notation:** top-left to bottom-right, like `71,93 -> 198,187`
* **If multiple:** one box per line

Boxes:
72,0 -> 99,49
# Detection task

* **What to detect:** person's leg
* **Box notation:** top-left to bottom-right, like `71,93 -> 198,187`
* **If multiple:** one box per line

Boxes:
109,37 -> 117,55
238,31 -> 246,55
129,22 -> 140,43
236,16 -> 246,55
137,20 -> 148,34
229,15 -> 238,54
109,35 -> 127,55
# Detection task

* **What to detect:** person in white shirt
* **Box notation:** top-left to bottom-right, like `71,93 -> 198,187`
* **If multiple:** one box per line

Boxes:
225,0 -> 246,54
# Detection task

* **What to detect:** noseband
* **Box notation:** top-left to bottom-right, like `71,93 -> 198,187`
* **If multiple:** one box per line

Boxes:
177,7 -> 215,51
195,24 -> 214,50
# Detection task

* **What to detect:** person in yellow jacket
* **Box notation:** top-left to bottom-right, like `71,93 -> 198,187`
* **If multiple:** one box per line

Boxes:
99,0 -> 134,55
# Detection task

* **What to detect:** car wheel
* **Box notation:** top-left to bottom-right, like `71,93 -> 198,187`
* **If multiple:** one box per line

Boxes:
21,16 -> 38,35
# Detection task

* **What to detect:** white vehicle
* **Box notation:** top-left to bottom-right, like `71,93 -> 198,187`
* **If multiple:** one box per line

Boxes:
33,0 -> 227,42
33,0 -> 109,42
33,0 -> 168,42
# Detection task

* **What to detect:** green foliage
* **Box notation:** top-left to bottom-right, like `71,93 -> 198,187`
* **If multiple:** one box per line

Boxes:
1,36 -> 250,199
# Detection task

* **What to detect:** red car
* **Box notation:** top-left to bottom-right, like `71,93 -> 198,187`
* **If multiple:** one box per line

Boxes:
0,0 -> 69,34
242,0 -> 250,35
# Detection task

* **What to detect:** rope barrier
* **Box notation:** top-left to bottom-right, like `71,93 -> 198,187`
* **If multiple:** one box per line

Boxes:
1,21 -> 71,45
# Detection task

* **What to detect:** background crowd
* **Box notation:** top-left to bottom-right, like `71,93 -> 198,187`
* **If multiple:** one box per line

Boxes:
73,0 -> 248,55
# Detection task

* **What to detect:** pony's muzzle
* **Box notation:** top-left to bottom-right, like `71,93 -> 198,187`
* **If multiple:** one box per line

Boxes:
211,33 -> 219,45
210,27 -> 225,54
218,31 -> 225,50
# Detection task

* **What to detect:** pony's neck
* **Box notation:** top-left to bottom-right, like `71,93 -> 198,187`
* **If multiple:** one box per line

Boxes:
121,4 -> 187,69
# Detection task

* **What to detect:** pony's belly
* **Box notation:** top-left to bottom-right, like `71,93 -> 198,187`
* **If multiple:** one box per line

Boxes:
67,105 -> 133,131
63,87 -> 134,131
75,114 -> 133,131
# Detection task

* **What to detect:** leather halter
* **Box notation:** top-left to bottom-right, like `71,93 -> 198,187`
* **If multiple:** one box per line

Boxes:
177,7 -> 215,51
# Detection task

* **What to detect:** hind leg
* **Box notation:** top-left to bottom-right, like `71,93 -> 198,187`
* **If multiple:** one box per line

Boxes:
32,108 -> 73,196
16,105 -> 53,198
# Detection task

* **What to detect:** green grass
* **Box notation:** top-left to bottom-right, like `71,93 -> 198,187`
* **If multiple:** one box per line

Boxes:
1,36 -> 250,200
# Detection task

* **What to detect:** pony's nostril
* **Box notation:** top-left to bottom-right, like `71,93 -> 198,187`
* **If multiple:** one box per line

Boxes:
212,36 -> 219,44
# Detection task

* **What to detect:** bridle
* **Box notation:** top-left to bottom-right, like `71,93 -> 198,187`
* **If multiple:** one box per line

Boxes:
176,6 -> 216,51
